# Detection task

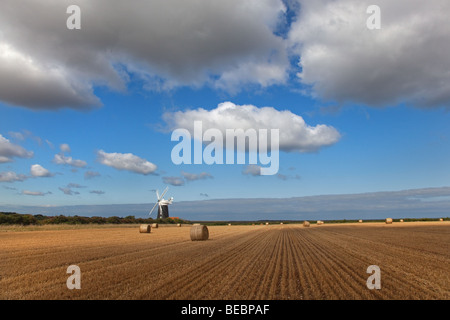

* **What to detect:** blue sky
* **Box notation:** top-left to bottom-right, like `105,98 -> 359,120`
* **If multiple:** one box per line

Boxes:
1,0 -> 449,219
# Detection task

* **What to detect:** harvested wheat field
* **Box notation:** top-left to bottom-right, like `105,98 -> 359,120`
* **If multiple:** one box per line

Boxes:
0,222 -> 449,300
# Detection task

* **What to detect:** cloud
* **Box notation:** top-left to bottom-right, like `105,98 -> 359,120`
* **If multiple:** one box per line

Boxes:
164,102 -> 341,153
162,176 -> 185,186
0,43 -> 101,110
59,187 -> 80,196
0,171 -> 27,182
89,190 -> 105,195
289,0 -> 450,108
0,156 -> 11,163
277,173 -> 301,181
9,187 -> 450,221
8,131 -> 25,141
2,1 -> 446,110
53,153 -> 87,168
30,164 -> 53,177
0,0 -> 289,110
161,171 -> 213,187
22,190 -> 50,196
97,150 -> 157,175
174,187 -> 450,220
60,143 -> 71,153
213,57 -> 288,94
57,183 -> 85,196
84,171 -> 101,180
181,171 -> 213,182
242,164 -> 262,176
162,171 -> 213,186
8,130 -> 42,146
45,140 -> 54,149
67,183 -> 86,189
0,134 -> 34,162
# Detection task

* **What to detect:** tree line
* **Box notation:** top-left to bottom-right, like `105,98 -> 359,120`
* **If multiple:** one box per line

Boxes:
0,212 -> 189,226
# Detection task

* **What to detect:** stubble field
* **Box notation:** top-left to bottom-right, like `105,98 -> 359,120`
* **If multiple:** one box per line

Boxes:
0,222 -> 449,300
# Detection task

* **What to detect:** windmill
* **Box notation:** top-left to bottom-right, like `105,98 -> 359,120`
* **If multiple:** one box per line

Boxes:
149,187 -> 173,219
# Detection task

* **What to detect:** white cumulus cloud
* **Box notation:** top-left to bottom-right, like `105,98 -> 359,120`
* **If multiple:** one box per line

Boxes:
53,154 -> 87,168
0,43 -> 101,109
0,171 -> 27,182
30,164 -> 53,177
97,150 -> 157,175
0,134 -> 34,162
163,101 -> 341,152
162,176 -> 185,187
60,144 -> 71,153
0,0 -> 288,110
289,0 -> 450,108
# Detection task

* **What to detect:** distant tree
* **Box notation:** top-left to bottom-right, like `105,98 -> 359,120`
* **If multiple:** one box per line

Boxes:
106,216 -> 121,224
21,214 -> 37,225
0,212 -> 191,226
90,216 -> 106,224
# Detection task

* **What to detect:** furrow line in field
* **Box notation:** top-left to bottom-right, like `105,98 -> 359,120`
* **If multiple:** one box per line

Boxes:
282,228 -> 301,299
126,227 -> 271,299
315,228 -> 448,299
292,227 -> 371,299
321,227 -> 450,264
288,228 -> 349,299
309,229 -> 381,298
285,227 -> 329,299
267,228 -> 286,299
284,227 -> 322,299
210,229 -> 278,299
244,229 -> 284,299
158,228 -> 273,299
252,228 -> 284,299
318,228 -> 450,298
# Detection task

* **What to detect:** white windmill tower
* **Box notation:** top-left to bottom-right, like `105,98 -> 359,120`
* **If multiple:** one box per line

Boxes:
149,187 -> 173,219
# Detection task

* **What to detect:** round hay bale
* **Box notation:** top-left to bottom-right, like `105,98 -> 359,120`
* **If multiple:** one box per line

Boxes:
177,223 -> 181,227
193,223 -> 201,226
139,224 -> 151,233
190,225 -> 209,241
303,221 -> 310,227
358,220 -> 363,223
151,223 -> 158,228
439,218 -> 444,222
280,222 -> 283,225
228,223 -> 232,226
317,220 -> 324,225
265,222 -> 269,225
400,219 -> 404,222
385,218 -> 393,224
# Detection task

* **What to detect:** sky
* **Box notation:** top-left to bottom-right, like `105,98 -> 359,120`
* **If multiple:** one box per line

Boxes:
1,0 -> 449,220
